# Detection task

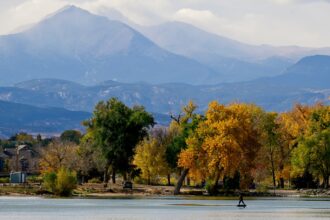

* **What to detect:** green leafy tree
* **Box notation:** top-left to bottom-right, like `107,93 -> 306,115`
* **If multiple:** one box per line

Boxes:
83,98 -> 154,185
60,130 -> 82,144
259,112 -> 281,193
292,106 -> 330,188
77,140 -> 107,183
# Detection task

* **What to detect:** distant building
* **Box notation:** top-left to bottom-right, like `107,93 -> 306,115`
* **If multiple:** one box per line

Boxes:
2,145 -> 38,173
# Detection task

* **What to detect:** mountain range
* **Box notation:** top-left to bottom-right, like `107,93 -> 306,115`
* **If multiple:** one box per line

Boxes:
0,6 -> 215,86
1,55 -> 329,115
0,5 -> 330,136
1,5 -> 330,86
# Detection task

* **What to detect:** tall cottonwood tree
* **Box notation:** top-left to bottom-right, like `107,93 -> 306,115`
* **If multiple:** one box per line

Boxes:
83,98 -> 154,185
178,101 -> 265,192
168,101 -> 202,195
276,103 -> 316,188
259,112 -> 281,193
292,105 -> 330,188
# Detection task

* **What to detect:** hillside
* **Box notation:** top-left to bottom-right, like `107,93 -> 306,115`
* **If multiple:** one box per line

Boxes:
0,100 -> 90,137
268,55 -> 330,89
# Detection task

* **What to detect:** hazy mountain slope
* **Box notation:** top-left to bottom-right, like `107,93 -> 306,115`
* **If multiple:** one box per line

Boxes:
139,21 -> 330,61
267,55 -> 330,89
2,56 -> 329,114
0,6 -> 215,86
136,21 -> 330,82
9,78 -> 329,113
0,100 -> 91,137
136,21 -> 292,81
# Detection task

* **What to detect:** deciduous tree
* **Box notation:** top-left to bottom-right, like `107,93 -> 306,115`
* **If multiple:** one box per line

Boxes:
292,105 -> 330,188
39,141 -> 80,174
178,101 -> 265,192
83,98 -> 154,185
133,133 -> 169,185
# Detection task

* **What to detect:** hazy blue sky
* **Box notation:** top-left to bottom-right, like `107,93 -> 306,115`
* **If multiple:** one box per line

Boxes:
0,0 -> 329,47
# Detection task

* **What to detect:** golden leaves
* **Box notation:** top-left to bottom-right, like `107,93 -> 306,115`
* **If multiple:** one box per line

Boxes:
178,101 -> 265,187
39,141 -> 80,174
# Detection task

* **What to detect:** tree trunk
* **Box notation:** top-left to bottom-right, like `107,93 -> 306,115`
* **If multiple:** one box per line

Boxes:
186,177 -> 191,186
112,169 -> 116,184
167,174 -> 171,186
278,163 -> 284,188
174,168 -> 189,195
212,171 -> 221,194
103,166 -> 109,187
271,156 -> 276,195
323,175 -> 329,189
279,177 -> 284,188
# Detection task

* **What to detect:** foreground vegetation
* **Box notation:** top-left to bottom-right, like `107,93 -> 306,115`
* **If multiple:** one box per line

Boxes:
0,97 -> 329,197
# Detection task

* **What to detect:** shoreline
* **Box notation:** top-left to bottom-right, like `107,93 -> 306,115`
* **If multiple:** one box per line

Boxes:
1,182 -> 330,199
1,189 -> 330,199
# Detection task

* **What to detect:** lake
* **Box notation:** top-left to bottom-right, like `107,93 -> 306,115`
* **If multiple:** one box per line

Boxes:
0,196 -> 329,220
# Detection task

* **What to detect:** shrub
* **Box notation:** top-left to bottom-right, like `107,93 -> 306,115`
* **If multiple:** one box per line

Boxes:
43,168 -> 77,196
56,168 -> 77,196
43,172 -> 57,193
0,177 -> 9,183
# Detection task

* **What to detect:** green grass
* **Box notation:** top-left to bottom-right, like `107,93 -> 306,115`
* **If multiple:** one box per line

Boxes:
0,184 -> 41,195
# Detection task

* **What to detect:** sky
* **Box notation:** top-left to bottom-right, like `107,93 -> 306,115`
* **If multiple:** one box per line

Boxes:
0,0 -> 329,47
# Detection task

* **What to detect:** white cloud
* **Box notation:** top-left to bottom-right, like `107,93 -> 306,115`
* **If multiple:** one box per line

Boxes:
0,0 -> 67,34
174,8 -> 222,28
0,0 -> 329,47
269,0 -> 291,4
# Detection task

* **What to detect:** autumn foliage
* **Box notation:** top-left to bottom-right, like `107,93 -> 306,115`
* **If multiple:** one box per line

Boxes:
21,98 -> 330,195
178,101 -> 265,189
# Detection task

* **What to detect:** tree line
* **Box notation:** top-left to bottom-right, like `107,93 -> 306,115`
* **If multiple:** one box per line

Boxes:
1,97 -> 329,195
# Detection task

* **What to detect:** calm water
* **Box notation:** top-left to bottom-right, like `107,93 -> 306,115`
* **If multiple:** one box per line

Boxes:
0,196 -> 330,220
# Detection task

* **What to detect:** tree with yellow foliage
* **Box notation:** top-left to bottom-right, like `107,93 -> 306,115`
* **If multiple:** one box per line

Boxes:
133,135 -> 169,185
276,103 -> 317,188
38,141 -> 80,174
178,101 -> 265,192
